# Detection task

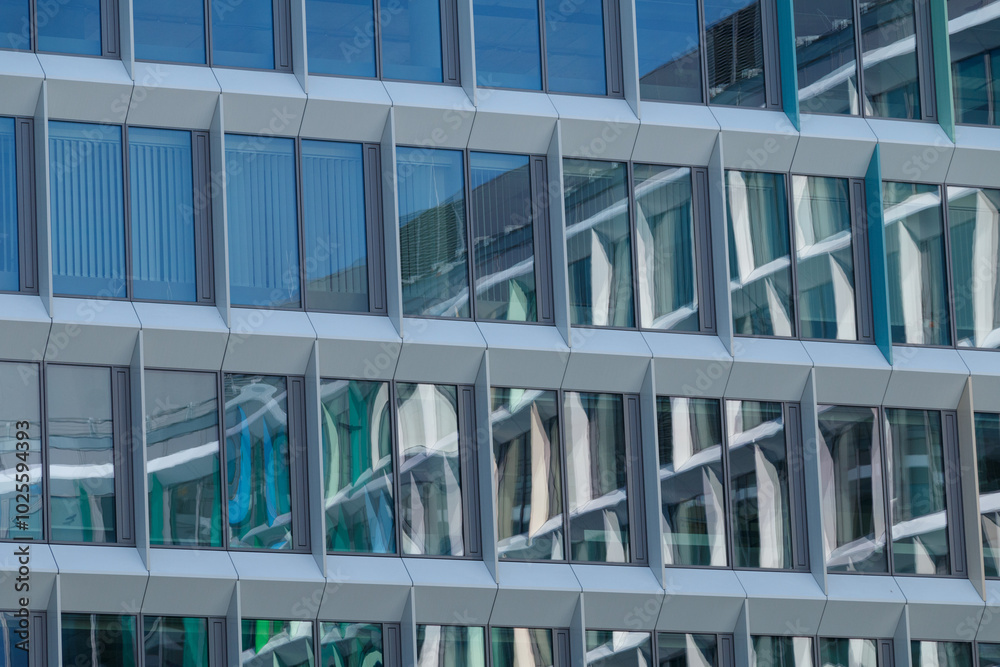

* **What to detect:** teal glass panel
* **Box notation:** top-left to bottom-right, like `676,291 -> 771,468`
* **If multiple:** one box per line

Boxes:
61,614 -> 136,667
241,620 -> 314,667
910,641 -> 971,667
947,185 -> 1000,348
976,412 -> 1000,577
491,628 -> 553,667
0,361 -> 42,541
143,617 -> 210,667
319,623 -> 383,667
819,638 -> 878,667
752,636 -> 813,667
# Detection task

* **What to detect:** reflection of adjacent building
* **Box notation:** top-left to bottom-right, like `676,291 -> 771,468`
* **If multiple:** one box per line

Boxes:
949,0 -> 1000,124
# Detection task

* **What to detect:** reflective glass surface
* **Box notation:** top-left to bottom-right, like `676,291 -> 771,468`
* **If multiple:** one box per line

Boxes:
1,611 -> 30,667
883,182 -> 950,346
636,0 -> 702,102
212,0 -> 275,69
397,383 -> 465,556
47,365 -> 116,544
948,186 -> 1000,348
564,159 -> 634,327
0,362 -> 41,541
793,176 -> 856,340
470,152 -> 537,322
658,397 -> 727,567
134,0 -> 207,63
0,118 -> 17,292
491,628 -> 554,667
949,0 -> 1000,126
861,0 -> 921,119
397,147 -> 469,318
0,0 -> 31,50
886,408 -> 949,575
565,392 -> 630,563
752,637 -> 813,667
981,643 -> 1000,667
635,164 -> 698,331
492,388 -> 563,560
658,634 -> 719,667
307,0 -> 377,77
975,412 -> 1000,577
37,0 -> 101,55
473,0 -> 542,88
910,641 -> 972,667
146,370 -> 222,548
143,616 -> 210,667
819,638 -> 878,667
321,379 -> 394,554
226,135 -> 300,308
381,0 -> 444,82
416,626 -> 486,666
545,0 -> 607,94
224,374 -> 294,550
794,0 -> 859,115
241,620 -> 314,667
585,631 -> 651,666
728,400 -> 792,569
727,171 -> 793,337
704,0 -> 766,106
319,623 -> 383,666
818,405 -> 887,573
61,614 -> 136,667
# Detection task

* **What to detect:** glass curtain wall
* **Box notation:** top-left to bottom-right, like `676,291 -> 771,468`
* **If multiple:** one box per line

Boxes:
860,0 -> 922,119
658,634 -> 719,667
133,0 -> 206,63
0,362 -> 42,541
0,118 -> 17,292
212,0 -> 275,69
62,614 -> 137,667
976,412 -> 1000,577
752,637 -> 813,667
241,620 -> 314,667
948,186 -> 1000,348
910,641 -> 972,667
319,623 -> 383,667
143,616 -> 210,667
948,0 -> 1000,125
818,638 -> 878,667
37,0 -> 102,55
416,625 -> 486,666
491,628 -> 554,667
585,631 -> 651,666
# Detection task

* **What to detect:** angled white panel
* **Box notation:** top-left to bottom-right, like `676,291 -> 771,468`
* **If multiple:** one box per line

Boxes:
725,338 -> 812,401
133,302 -> 229,370
572,564 -> 663,631
51,545 -> 148,613
215,69 -> 307,136
467,89 -> 559,154
0,544 -> 57,610
491,562 -> 581,627
645,332 -> 733,398
321,556 -> 413,622
867,119 -> 955,183
125,63 -> 221,129
819,574 -> 905,638
383,81 -> 476,149
631,102 -> 720,166
300,77 -> 392,142
736,571 -> 826,634
656,568 -> 746,633
310,313 -> 402,381
223,308 -> 316,375
895,577 -> 984,640
961,350 -> 1000,412
713,107 -> 798,173
210,97 -> 230,327
802,341 -> 892,406
480,322 -> 569,389
231,552 -> 326,618
0,294 -> 51,361
143,549 -> 238,616
561,329 -> 651,393
47,298 -> 140,366
948,125 -> 1000,189
38,55 -> 133,123
551,96 -> 640,161
791,114 -> 877,177
404,558 -> 498,624
0,51 -> 44,117
882,346 -> 969,408
394,318 -> 486,384
975,581 -> 1000,641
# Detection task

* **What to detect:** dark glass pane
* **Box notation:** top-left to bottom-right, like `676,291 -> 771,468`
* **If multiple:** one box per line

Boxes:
37,0 -> 101,55
146,370 -> 222,548
948,186 -> 1000,348
818,638 -> 878,667
213,0 -> 275,69
752,637 -> 813,667
545,0 -> 607,94
636,0 -> 702,102
381,0 -> 444,82
657,633 -> 718,667
861,0 -> 921,119
794,0 -> 859,115
947,0 -> 1000,126
980,642 -> 1000,667
704,0 -> 766,106
0,117 -> 16,292
492,388 -> 563,560
952,55 -> 991,125
910,641 -> 972,667
1,611 -> 30,667
0,361 -> 42,540
61,614 -> 136,667
319,622 -> 384,667
321,379 -> 395,554
134,0 -> 207,64
585,631 -> 651,666
491,628 -> 553,667
0,0 -> 31,50
306,0 -> 377,77
975,412 -> 1000,577
474,0 -> 542,89
143,616 -> 210,667
241,620 -> 314,667
470,152 -> 537,322
416,626 -> 486,666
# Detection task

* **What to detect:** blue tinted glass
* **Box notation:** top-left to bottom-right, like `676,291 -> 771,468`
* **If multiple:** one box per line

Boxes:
307,0 -> 377,76
2,611 -> 30,666
948,0 -> 1000,126
381,0 -> 443,81
134,0 -> 207,64
36,0 -> 101,55
860,0 -> 920,119
49,121 -> 126,298
213,0 -> 275,69
545,0 -> 606,94
301,140 -> 369,312
473,0 -> 542,89
0,118 -> 17,292
704,0 -> 766,106
226,134 -> 300,308
636,0 -> 702,102
0,0 -> 31,50
953,56 -> 990,125
794,0 -> 859,114
129,128 -> 197,302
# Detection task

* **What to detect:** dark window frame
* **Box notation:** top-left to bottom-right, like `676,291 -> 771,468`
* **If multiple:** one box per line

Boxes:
0,0 -> 121,58
0,116 -> 38,296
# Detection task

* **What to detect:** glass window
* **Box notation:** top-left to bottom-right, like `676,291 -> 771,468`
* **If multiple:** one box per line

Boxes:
0,118 -> 18,292
544,0 -> 607,95
212,0 -> 275,69
305,0 -> 377,77
565,392 -> 630,563
470,152 -> 538,322
949,0 -> 1000,126
585,631 -> 651,666
143,616 -> 210,667
397,147 -> 469,318
320,379 -> 395,554
241,620 -> 314,667
1,0 -> 31,50
381,0 -> 444,82
704,0 -> 767,107
1,610 -> 31,667
728,400 -> 792,569
752,637 -> 813,667
981,643 -> 1000,667
658,397 -> 727,567
818,405 -> 887,573
658,634 -> 719,666
47,365 -> 117,544
492,388 -> 563,560
319,623 -> 384,666
563,159 -> 634,328
883,182 -> 950,346
224,374 -> 294,550
145,370 -> 222,548
61,614 -> 136,667
636,0 -> 702,102
0,362 -> 42,541
794,0 -> 859,115
473,0 -> 542,89
948,186 -> 1000,348
860,0 -> 921,119
886,408 -> 948,575
37,0 -> 101,56
491,628 -> 553,667
49,122 -> 126,298
226,135 -> 300,309
910,641 -> 972,667
416,626 -> 486,666
727,171 -> 793,337
976,412 -> 1000,577
133,0 -> 206,64
819,638 -> 878,667
635,164 -> 698,331
396,383 -> 465,556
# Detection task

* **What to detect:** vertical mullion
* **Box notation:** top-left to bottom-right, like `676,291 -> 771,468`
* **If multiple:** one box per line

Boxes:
16,118 -> 38,293
39,363 -> 48,543
698,0 -> 708,104
881,407 -> 896,575
296,138 -> 307,311
538,0 -> 548,91
986,53 -> 995,125
365,143 -> 387,314
373,0 -> 384,78
391,381 -> 403,555
219,372 -> 229,549
850,178 -> 873,343
465,152 -> 476,319
852,0 -> 864,116
204,0 -> 212,65
940,184 -> 958,347
531,156 -> 554,324
627,162 -> 640,329
558,390 -> 572,563
693,167 -> 715,333
123,125 -> 132,300
30,0 -> 38,51
722,398 -> 735,569
785,174 -> 799,338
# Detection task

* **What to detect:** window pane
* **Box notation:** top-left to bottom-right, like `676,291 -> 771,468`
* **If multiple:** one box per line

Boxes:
319,623 -> 383,666
948,186 -> 1000,348
636,0 -> 702,102
565,392 -> 630,563
226,135 -> 300,308
981,643 -> 1000,667
883,182 -> 950,346
545,0 -> 607,95
491,628 -> 553,667
727,171 -> 793,337
0,361 -> 42,540
2,610 -> 30,667
321,379 -> 395,554
37,0 -> 101,55
728,400 -> 792,569
657,634 -> 719,667
794,0 -> 859,115
563,159 -> 634,327
50,122 -> 126,298
225,374 -> 294,550
474,0 -> 541,89
705,0 -> 766,106
133,0 -> 207,63
861,0 -> 921,119
301,140 -> 370,312
0,117 -> 17,292
635,164 -> 698,331
397,147 -> 469,318
416,626 -> 486,667
976,412 -> 1000,577
146,370 -> 222,548
818,405 -> 887,573
948,0 -> 1000,122
585,631 -> 651,666
910,642 -> 972,667
306,0 -> 377,76
397,383 -> 465,556
886,408 -> 949,575
0,0 -> 31,50
752,637 -> 813,667
952,55 -> 991,125
241,620 -> 314,667
793,176 -> 856,340
381,0 -> 444,82
470,152 -> 537,322
62,614 -> 136,667
492,388 -> 563,560
47,365 -> 116,544
818,638 -> 878,667
658,397 -> 726,567
130,127 -> 197,302
143,616 -> 209,667
212,0 -> 275,69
